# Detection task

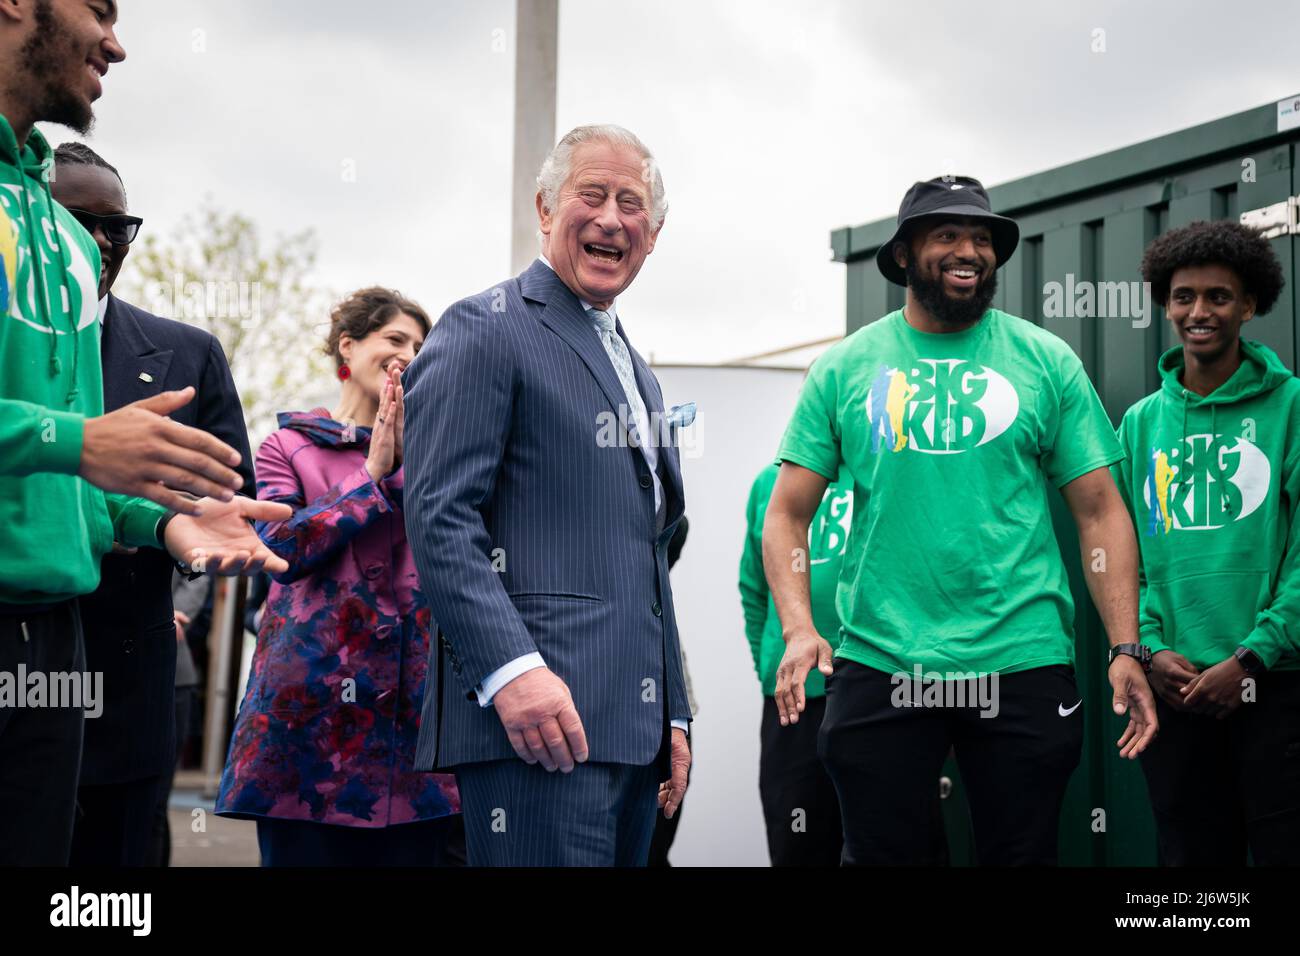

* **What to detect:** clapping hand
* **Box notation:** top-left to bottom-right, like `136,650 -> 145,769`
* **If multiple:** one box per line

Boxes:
365,366 -> 405,483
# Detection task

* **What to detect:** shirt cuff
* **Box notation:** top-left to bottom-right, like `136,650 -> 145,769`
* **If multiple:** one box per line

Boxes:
1139,626 -> 1170,656
32,409 -> 85,475
670,719 -> 689,734
476,652 -> 547,706
116,496 -> 170,550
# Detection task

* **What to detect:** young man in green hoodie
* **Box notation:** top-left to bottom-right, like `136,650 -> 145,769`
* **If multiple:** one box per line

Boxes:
1116,219 -> 1300,865
0,0 -> 291,865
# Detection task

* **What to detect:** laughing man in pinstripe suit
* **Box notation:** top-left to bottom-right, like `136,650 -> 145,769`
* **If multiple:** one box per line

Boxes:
404,125 -> 691,866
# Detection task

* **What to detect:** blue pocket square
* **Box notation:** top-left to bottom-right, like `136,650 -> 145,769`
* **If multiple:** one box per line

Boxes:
666,402 -> 697,429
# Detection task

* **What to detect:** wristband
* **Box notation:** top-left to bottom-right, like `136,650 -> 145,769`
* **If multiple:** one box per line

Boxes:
156,511 -> 177,547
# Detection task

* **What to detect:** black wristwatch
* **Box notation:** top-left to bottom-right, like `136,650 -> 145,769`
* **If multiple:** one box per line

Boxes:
1233,646 -> 1266,676
1108,642 -> 1152,672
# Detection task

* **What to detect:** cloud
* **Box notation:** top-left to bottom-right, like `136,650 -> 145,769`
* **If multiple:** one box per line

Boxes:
40,0 -> 1300,367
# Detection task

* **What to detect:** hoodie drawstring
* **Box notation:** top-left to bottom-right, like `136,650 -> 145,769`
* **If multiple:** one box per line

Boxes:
1210,404 -> 1232,517
40,169 -> 79,403
1180,389 -> 1188,453
17,157 -> 80,404
16,171 -> 57,375
1182,389 -> 1233,518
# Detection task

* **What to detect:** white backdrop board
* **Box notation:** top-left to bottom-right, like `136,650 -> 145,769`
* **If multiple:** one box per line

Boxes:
652,364 -> 806,867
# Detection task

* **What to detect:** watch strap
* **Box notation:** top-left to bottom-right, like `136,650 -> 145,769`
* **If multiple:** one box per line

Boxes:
1109,642 -> 1152,672
1233,646 -> 1265,675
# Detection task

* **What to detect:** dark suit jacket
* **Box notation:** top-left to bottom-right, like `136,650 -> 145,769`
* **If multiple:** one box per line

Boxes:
76,294 -> 252,785
406,259 -> 690,771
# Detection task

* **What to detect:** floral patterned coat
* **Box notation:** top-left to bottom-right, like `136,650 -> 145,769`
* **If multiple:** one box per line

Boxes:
216,410 -> 459,827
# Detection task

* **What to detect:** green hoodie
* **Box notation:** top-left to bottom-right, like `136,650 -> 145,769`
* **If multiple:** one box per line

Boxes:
0,114 -> 166,604
739,462 -> 853,697
1114,341 -> 1300,670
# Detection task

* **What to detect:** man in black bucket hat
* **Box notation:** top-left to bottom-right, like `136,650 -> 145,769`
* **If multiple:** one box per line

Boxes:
875,175 -> 1019,288
762,175 -> 1158,865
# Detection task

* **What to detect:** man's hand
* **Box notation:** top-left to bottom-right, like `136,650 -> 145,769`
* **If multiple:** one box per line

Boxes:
658,727 -> 690,819
1182,657 -> 1249,720
1110,654 -> 1159,758
163,496 -> 293,576
80,387 -> 246,516
492,667 -> 589,772
1149,649 -> 1199,710
173,610 -> 191,644
774,628 -> 833,726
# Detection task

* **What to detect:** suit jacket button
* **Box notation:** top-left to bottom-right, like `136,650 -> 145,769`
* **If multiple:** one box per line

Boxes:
652,601 -> 662,617
122,638 -> 135,654
465,691 -> 476,701
639,474 -> 652,489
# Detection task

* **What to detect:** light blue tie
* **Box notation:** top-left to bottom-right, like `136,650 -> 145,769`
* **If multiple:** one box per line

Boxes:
588,308 -> 649,449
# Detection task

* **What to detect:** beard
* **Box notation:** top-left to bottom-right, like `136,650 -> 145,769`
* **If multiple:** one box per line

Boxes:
905,255 -> 998,329
19,0 -> 94,134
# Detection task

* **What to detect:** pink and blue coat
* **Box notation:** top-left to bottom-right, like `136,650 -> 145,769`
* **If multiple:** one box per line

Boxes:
216,410 -> 459,827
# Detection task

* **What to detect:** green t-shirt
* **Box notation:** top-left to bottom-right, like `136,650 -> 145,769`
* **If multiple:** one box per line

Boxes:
777,309 -> 1123,676
739,461 -> 853,697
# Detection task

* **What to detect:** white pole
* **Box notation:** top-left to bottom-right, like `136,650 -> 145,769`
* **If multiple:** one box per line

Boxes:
201,576 -> 238,797
510,0 -> 558,276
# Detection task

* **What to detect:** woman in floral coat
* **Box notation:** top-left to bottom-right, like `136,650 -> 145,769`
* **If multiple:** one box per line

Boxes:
216,288 -> 461,865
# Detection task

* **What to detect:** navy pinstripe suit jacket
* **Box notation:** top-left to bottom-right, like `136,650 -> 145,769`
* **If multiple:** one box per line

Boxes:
406,259 -> 689,771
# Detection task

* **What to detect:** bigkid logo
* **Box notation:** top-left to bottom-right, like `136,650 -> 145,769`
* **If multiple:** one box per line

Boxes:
865,359 -> 1019,455
809,487 -> 853,565
1144,434 -> 1270,533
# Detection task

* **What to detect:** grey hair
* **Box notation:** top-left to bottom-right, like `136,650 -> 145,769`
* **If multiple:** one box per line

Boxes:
536,124 -> 668,229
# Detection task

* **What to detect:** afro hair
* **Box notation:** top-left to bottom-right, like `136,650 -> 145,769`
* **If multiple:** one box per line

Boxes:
1140,219 -> 1284,315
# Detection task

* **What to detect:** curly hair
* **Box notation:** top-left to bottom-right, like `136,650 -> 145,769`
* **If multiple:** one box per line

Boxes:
1140,219 -> 1284,315
324,287 -> 431,367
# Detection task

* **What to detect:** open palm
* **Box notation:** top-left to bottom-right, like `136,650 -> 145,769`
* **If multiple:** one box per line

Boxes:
162,496 -> 293,575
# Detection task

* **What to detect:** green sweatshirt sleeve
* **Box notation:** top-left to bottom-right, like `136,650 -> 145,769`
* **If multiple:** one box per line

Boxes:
738,470 -> 773,680
1,400 -> 166,551
0,399 -> 85,476
103,493 -> 170,551
1240,445 -> 1300,668
1113,415 -> 1171,655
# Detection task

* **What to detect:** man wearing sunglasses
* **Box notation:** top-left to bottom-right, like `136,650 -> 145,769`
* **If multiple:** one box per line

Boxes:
50,141 -> 254,867
52,142 -> 143,303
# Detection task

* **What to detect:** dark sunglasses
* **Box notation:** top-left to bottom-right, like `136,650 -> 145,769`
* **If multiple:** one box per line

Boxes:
66,208 -> 144,245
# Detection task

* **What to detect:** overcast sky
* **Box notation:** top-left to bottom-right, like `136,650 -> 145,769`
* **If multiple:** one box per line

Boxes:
45,0 -> 1299,364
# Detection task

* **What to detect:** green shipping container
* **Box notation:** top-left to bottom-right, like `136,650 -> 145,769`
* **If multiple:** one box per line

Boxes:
830,95 -> 1300,866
